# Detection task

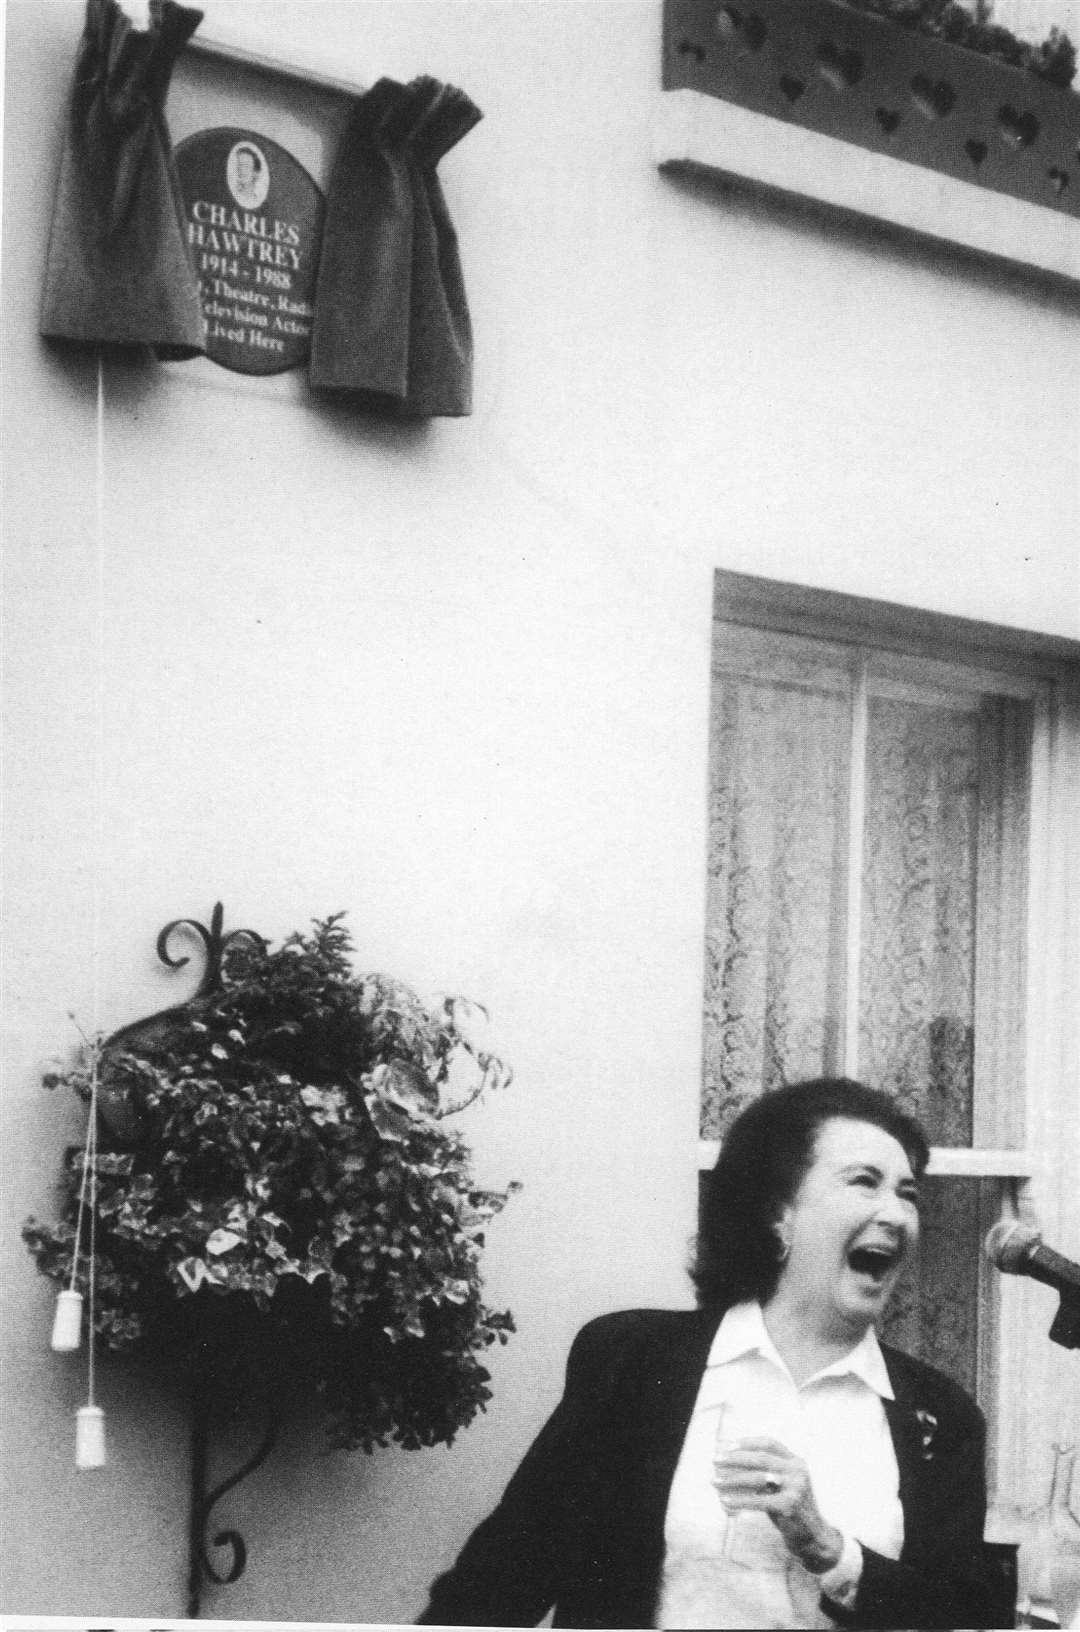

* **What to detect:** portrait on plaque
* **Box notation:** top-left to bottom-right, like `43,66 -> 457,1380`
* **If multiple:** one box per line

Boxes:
175,127 -> 326,377
227,140 -> 271,210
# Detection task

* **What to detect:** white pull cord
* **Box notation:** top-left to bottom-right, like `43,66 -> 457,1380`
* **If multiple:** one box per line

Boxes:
75,1049 -> 105,1468
52,351 -> 108,1470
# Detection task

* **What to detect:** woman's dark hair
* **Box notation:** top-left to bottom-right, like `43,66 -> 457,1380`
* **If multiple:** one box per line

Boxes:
692,1078 -> 930,1310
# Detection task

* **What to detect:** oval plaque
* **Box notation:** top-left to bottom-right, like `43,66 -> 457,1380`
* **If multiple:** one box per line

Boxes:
175,128 -> 325,376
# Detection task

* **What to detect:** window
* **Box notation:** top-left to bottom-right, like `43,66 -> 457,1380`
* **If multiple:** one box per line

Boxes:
703,570 -> 1080,1528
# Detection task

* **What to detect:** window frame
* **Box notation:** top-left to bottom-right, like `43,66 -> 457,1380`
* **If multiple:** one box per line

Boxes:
704,568 -> 1080,1536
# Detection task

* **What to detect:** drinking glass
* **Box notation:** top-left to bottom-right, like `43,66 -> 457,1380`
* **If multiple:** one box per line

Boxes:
712,1398 -> 755,1564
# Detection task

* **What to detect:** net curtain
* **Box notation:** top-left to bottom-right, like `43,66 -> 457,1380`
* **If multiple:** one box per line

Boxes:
40,0 -> 481,416
702,663 -> 1031,1395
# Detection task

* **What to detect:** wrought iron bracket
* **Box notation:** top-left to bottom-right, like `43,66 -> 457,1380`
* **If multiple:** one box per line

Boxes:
187,1374 -> 280,1619
92,904 -> 276,1612
97,903 -> 265,1142
106,901 -> 265,1049
156,900 -> 267,1000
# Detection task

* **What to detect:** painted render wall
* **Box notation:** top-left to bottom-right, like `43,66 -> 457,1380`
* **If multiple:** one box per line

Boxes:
2,0 -> 1078,1621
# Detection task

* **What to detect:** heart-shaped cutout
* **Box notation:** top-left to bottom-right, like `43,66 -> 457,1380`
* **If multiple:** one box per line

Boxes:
997,105 -> 1039,149
1048,167 -> 1070,195
779,73 -> 806,103
715,5 -> 742,41
817,38 -> 863,91
715,5 -> 767,50
743,13 -> 767,49
965,138 -> 988,167
875,107 -> 901,136
911,74 -> 956,119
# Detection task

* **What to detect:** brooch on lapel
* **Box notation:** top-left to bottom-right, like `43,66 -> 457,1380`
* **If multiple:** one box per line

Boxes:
914,1409 -> 939,1460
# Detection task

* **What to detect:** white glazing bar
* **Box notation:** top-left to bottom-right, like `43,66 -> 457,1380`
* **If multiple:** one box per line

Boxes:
925,1148 -> 1035,1178
843,657 -> 869,1076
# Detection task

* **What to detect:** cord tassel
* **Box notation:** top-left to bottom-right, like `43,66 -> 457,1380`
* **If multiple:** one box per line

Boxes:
76,1404 -> 106,1470
76,1044 -> 106,1470
51,1288 -> 84,1352
53,1032 -> 107,1468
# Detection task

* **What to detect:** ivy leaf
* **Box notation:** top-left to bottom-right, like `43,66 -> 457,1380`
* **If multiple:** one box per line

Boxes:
300,1085 -> 344,1125
174,1257 -> 224,1292
372,1058 -> 439,1117
206,1228 -> 244,1256
364,1092 -> 409,1144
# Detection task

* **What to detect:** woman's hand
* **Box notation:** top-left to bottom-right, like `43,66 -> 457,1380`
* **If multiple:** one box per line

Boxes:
712,1435 -> 843,1575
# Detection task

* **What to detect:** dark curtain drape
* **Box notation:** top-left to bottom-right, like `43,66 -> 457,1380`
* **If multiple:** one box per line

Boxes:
41,7 -> 481,415
40,0 -> 206,357
309,76 -> 482,417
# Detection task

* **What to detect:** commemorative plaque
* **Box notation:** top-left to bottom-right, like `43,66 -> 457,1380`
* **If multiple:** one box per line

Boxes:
175,128 -> 325,375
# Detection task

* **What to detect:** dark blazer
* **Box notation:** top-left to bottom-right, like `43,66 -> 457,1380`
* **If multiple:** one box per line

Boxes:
419,1307 -> 1002,1630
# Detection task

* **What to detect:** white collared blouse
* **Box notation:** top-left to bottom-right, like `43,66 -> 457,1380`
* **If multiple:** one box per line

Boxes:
657,1301 -> 904,1630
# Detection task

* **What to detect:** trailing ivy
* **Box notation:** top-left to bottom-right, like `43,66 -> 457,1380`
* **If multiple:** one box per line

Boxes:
23,915 -> 518,1452
842,0 -> 1077,88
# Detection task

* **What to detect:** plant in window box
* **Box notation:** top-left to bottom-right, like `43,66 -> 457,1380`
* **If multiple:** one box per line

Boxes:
664,0 -> 1080,219
844,2 -> 1075,89
22,911 -> 518,1608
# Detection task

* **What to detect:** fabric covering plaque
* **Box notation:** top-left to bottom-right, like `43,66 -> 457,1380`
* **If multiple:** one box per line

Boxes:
176,127 -> 325,375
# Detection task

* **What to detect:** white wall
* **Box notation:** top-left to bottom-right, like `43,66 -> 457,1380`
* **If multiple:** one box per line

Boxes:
2,0 -> 1078,1620
994,0 -> 1080,40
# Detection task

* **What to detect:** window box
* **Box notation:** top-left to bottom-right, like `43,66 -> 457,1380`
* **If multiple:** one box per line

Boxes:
658,0 -> 1080,283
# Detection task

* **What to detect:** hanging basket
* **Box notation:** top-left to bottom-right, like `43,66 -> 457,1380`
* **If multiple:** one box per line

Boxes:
663,0 -> 1080,220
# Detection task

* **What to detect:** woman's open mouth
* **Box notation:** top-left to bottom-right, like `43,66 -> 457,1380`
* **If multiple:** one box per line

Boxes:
847,1244 -> 901,1285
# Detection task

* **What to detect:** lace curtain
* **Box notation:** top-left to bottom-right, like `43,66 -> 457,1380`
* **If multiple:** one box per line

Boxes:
858,695 -> 979,1145
702,655 -> 849,1139
702,632 -> 1032,1393
858,694 -> 981,1388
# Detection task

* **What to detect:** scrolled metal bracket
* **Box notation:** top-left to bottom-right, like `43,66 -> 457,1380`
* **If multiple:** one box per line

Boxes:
188,1378 -> 280,1619
98,903 -> 266,1141
105,901 -> 265,1054
91,903 -> 276,1612
156,901 -> 266,1002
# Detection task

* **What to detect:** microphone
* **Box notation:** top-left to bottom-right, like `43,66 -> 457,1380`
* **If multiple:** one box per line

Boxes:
985,1220 -> 1080,1295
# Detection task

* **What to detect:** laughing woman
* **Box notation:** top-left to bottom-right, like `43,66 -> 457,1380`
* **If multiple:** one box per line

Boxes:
418,1078 -> 1002,1630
